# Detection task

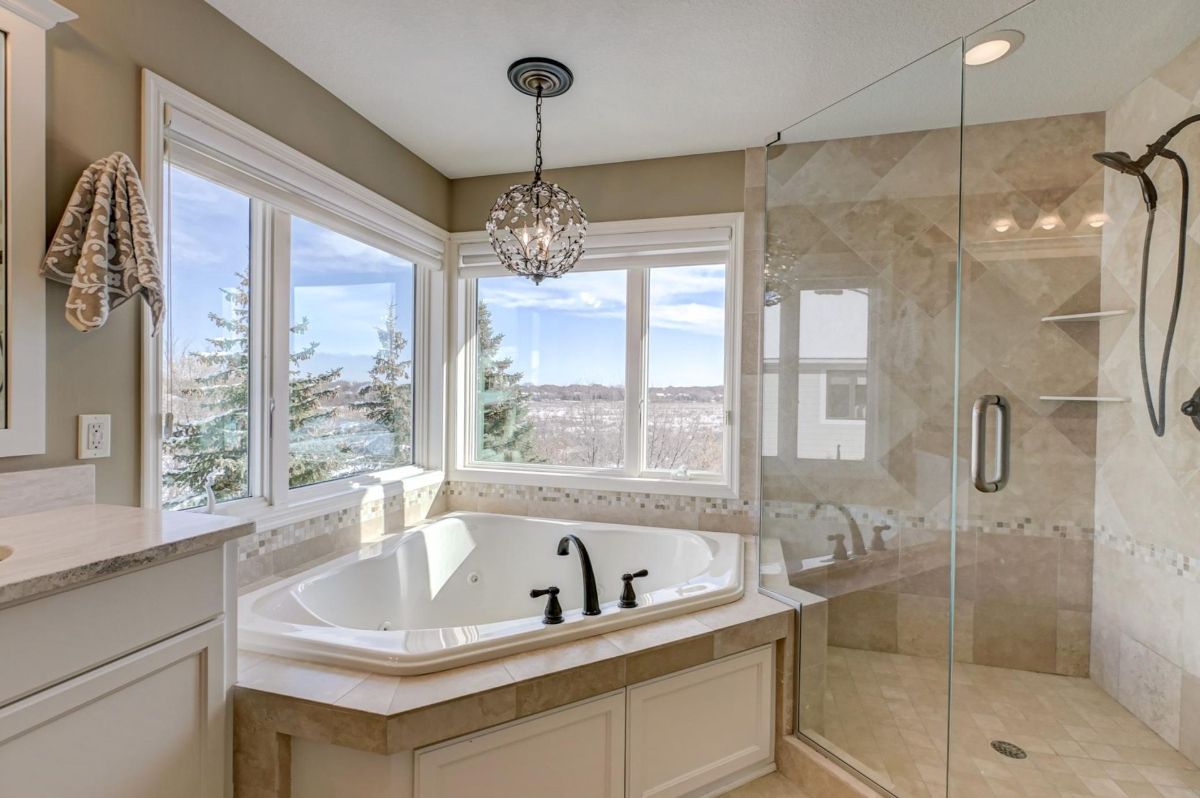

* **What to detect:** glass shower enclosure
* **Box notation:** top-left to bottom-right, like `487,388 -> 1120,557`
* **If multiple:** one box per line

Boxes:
760,1 -> 1200,796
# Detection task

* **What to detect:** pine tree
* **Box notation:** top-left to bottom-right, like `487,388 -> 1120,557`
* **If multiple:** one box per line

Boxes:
351,301 -> 413,467
162,272 -> 342,507
287,316 -> 344,487
476,301 -> 538,462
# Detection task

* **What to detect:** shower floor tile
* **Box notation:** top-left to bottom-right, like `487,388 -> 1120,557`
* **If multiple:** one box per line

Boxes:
806,646 -> 1199,797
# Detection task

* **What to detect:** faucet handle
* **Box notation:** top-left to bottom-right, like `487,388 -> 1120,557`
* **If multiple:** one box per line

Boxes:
871,524 -> 890,552
827,533 -> 849,561
530,586 -> 564,625
619,569 -> 649,608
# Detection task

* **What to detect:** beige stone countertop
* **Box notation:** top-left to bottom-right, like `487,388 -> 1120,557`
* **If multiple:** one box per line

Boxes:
235,539 -> 795,754
0,504 -> 255,608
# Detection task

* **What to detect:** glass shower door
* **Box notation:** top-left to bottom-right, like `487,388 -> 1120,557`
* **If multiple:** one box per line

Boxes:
948,2 -> 1200,796
760,40 -> 965,797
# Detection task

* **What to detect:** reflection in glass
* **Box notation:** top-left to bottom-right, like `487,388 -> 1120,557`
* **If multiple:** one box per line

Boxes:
0,31 -> 7,428
795,289 -> 868,461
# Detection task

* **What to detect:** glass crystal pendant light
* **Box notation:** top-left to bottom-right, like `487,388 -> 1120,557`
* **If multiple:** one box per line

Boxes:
486,58 -> 587,284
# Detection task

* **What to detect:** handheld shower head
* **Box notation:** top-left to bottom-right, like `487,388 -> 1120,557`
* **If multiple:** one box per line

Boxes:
1094,150 -> 1158,209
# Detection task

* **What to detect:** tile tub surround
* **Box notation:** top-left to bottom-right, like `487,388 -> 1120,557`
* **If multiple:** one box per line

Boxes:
767,501 -> 1094,678
236,478 -> 446,588
1094,35 -> 1200,763
0,504 -> 254,607
232,540 -> 794,797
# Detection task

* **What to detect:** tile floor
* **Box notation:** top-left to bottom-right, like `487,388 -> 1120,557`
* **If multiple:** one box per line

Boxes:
805,646 -> 1200,797
723,773 -> 810,797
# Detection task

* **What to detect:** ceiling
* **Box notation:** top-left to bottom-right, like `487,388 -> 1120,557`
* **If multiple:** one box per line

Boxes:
204,0 -> 1032,178
782,0 -> 1200,144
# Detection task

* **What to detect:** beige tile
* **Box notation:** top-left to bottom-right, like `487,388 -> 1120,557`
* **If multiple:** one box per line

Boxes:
721,771 -> 809,797
1118,635 -> 1183,747
1057,609 -> 1092,677
514,656 -> 625,716
1180,671 -> 1200,767
624,634 -> 715,684
386,686 -> 517,751
827,590 -> 898,652
973,602 -> 1058,673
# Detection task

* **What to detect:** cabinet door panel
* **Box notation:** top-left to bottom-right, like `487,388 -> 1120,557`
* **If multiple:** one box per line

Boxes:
0,621 -> 225,798
627,646 -> 774,798
415,692 -> 624,798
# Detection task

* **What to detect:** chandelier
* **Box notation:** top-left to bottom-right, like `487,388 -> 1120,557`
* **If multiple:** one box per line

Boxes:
486,58 -> 587,285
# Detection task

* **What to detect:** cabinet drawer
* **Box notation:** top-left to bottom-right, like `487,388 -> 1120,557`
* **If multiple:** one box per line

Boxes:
0,547 -> 224,707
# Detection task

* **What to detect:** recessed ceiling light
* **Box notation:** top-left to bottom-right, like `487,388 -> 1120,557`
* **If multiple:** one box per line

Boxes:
1038,215 -> 1061,230
964,30 -> 1024,66
992,219 -> 1014,233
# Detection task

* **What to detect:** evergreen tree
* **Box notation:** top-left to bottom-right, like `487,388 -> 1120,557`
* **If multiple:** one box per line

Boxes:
287,316 -> 344,487
351,301 -> 413,467
476,301 -> 538,462
162,272 -> 342,507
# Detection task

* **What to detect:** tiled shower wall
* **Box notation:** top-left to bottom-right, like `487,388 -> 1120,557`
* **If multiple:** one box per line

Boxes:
1092,37 -> 1200,761
766,112 -> 1103,678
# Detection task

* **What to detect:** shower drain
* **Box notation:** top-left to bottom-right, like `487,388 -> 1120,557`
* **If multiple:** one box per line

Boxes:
990,740 -> 1028,759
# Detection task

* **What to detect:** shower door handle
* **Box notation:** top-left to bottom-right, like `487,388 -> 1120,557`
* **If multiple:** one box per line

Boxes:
971,395 -> 1010,493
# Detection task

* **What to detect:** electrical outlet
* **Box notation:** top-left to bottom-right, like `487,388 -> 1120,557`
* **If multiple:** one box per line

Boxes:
78,414 -> 111,459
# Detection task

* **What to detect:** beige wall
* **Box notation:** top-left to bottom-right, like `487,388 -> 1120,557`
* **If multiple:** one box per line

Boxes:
0,0 -> 453,503
1092,36 -> 1200,762
0,0 -> 746,507
448,150 -> 745,232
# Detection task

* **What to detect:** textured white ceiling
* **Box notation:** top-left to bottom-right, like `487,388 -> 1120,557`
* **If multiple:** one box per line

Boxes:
204,0 -> 1031,178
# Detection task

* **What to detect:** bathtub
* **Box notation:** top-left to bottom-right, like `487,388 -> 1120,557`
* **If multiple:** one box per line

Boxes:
239,512 -> 744,674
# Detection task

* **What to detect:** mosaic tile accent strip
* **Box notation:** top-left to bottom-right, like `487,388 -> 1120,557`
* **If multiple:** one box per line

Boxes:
761,500 -> 1095,542
444,480 -> 757,521
1095,527 -> 1200,583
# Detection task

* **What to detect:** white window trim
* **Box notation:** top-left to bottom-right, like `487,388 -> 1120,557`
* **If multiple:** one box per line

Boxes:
449,213 -> 743,500
140,70 -> 449,526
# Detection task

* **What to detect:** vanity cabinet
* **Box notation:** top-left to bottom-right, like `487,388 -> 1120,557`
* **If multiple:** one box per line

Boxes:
0,545 -> 235,798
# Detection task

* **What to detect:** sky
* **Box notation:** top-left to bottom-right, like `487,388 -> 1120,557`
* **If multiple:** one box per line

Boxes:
480,264 -> 728,387
166,165 -> 727,390
166,166 -> 414,384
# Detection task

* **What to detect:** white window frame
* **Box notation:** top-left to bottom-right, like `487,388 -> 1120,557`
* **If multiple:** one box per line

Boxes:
449,213 -> 743,499
140,71 -> 449,526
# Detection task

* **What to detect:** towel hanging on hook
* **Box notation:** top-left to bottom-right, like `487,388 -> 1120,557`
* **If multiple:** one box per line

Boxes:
39,152 -> 164,334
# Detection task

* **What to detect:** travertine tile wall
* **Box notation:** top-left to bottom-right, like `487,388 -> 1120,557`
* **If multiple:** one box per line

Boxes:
1093,36 -> 1200,762
443,149 -> 767,537
765,113 -> 1104,678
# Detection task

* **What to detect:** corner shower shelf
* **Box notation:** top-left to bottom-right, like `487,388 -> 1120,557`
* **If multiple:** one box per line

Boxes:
1041,309 -> 1131,322
1039,395 -> 1129,403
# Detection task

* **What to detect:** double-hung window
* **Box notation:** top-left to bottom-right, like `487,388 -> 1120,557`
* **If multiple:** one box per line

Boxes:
144,72 -> 446,514
454,216 -> 742,496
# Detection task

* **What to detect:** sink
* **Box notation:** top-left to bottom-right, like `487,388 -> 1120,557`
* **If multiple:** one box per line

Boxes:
0,545 -> 12,563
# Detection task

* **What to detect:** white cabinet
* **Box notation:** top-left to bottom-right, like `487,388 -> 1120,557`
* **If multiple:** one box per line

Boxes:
0,620 -> 226,798
415,692 -> 626,798
0,544 -> 235,797
626,646 -> 774,798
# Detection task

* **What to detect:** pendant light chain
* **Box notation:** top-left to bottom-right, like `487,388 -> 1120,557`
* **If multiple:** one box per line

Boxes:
533,85 -> 544,183
486,57 -> 586,284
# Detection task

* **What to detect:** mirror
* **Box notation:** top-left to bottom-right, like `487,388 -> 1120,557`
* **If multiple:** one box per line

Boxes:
0,29 -> 6,428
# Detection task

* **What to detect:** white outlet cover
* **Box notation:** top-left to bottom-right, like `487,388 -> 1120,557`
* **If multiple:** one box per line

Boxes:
77,414 -> 111,459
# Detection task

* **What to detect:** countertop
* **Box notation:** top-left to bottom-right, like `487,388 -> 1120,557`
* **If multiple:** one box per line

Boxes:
0,504 -> 255,608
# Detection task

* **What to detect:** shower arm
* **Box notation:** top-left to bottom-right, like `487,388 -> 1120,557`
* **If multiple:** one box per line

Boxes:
1139,114 -> 1200,168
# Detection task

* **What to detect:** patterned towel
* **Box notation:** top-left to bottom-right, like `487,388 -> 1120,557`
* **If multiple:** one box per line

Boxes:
40,152 -> 163,334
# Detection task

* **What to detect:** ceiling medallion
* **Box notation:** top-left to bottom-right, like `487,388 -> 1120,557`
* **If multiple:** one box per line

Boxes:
486,57 -> 587,285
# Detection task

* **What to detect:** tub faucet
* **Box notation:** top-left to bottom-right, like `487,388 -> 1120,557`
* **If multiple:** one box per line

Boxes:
557,534 -> 601,616
816,503 -> 867,557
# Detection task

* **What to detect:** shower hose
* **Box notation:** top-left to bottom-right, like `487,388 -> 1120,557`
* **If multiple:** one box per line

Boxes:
1137,152 -> 1188,437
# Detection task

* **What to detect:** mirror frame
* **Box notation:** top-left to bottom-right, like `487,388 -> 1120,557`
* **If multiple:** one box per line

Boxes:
0,0 -> 75,456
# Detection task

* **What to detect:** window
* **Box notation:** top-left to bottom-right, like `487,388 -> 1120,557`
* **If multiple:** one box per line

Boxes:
456,217 -> 741,493
824,370 -> 867,421
288,216 -> 416,488
145,72 -> 445,515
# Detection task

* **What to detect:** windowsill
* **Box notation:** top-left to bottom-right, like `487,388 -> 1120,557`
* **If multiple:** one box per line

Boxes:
191,467 -> 445,532
450,465 -> 739,500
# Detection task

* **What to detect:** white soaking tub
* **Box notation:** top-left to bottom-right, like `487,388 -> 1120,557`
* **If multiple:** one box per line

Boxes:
239,512 -> 744,674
